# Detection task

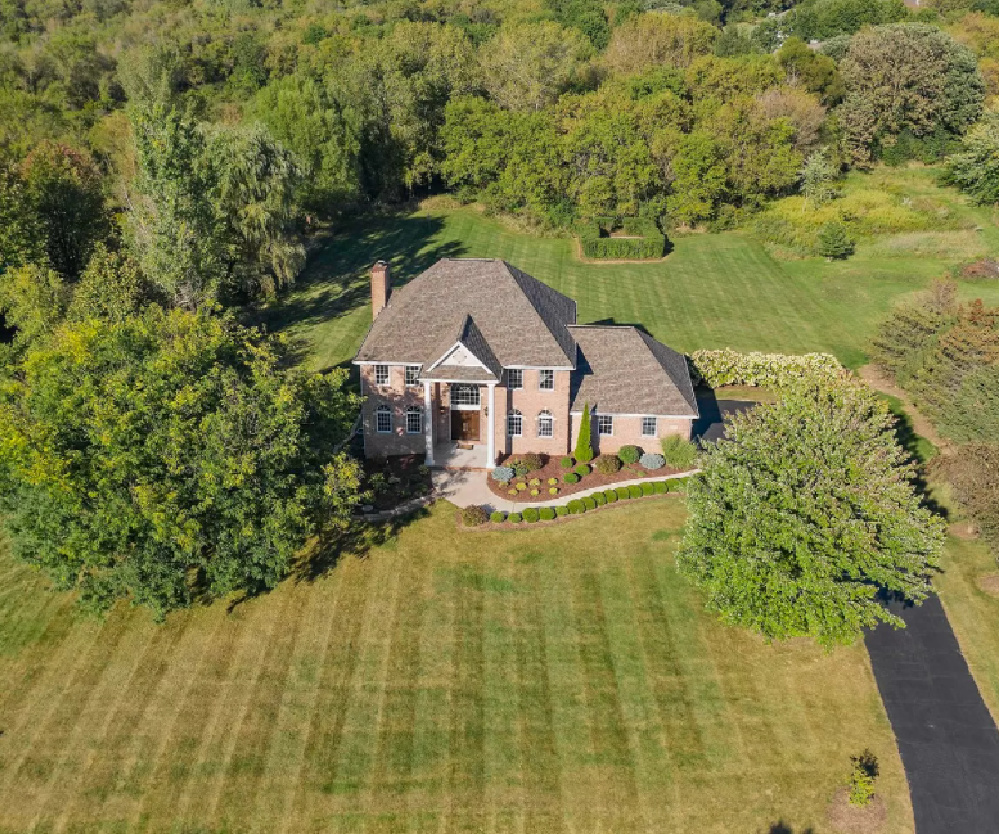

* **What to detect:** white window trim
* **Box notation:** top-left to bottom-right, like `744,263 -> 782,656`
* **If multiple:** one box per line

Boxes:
374,364 -> 390,387
641,416 -> 657,437
404,365 -> 421,386
405,407 -> 422,434
597,414 -> 614,436
449,384 -> 481,410
538,369 -> 555,391
507,410 -> 522,437
537,411 -> 554,438
375,406 -> 392,434
507,369 -> 523,390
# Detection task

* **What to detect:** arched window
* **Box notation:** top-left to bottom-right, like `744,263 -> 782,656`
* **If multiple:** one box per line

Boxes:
507,410 -> 522,437
406,406 -> 422,434
375,404 -> 392,433
537,410 -> 553,438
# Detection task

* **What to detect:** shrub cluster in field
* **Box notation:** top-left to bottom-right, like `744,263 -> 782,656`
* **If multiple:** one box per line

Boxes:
577,217 -> 667,260
688,348 -> 843,389
751,187 -> 966,256
467,477 -> 688,526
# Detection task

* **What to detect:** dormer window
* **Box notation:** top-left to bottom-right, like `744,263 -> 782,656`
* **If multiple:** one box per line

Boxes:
405,365 -> 420,386
508,368 -> 523,389
375,364 -> 389,386
539,369 -> 554,390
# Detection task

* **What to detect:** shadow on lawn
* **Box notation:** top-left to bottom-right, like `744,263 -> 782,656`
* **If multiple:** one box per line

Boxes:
766,824 -> 815,834
250,212 -> 465,368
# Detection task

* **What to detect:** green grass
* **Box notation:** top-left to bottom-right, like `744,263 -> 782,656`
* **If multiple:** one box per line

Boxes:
0,501 -> 913,833
257,167 -> 996,373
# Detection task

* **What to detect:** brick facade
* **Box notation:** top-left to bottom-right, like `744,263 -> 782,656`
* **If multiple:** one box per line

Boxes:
569,412 -> 693,457
497,369 -> 572,460
359,364 -> 426,458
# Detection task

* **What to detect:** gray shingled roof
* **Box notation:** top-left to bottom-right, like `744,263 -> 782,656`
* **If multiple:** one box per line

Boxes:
355,259 -> 577,368
568,326 -> 699,417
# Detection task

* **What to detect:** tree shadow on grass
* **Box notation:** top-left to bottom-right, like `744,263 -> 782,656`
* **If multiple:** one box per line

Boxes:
766,824 -> 815,834
248,212 -> 466,367
292,506 -> 433,584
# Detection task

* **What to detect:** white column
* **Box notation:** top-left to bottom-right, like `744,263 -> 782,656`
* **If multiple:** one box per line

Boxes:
486,383 -> 496,468
423,381 -> 435,465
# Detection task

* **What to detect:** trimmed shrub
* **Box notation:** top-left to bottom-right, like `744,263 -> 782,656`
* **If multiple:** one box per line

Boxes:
575,404 -> 594,463
639,453 -> 665,470
616,486 -> 630,500
618,445 -> 642,465
594,492 -> 607,506
540,507 -> 556,521
578,217 -> 667,260
563,472 -> 580,484
507,512 -> 522,524
671,476 -> 690,490
530,489 -> 539,496
604,489 -> 618,503
687,348 -> 842,389
628,484 -> 642,499
594,454 -> 622,475
582,496 -> 597,511
491,466 -> 514,482
651,480 -> 667,494
559,456 -> 575,469
574,463 -> 591,477
548,486 -> 559,495
489,511 -> 505,523
507,488 -> 518,496
555,505 -> 569,517
529,477 -> 540,486
567,498 -> 586,514
462,506 -> 489,527
523,508 -> 539,523
660,435 -> 697,469
516,482 -> 527,491
547,477 -> 558,485
641,482 -> 654,496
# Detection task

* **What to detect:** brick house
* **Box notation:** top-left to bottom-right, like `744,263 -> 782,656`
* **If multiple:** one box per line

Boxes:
353,258 -> 698,468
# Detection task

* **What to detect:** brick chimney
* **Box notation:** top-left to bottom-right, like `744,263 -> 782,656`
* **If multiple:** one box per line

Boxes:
371,260 -> 391,320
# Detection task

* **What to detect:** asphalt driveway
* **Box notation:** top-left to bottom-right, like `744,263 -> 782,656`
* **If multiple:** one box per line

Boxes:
865,595 -> 999,834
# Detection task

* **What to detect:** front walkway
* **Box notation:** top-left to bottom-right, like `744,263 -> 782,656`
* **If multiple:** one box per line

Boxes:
865,595 -> 999,834
432,468 -> 695,513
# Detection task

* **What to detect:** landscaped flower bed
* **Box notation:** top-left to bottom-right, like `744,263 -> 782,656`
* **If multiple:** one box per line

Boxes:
487,448 -> 689,503
461,476 -> 690,529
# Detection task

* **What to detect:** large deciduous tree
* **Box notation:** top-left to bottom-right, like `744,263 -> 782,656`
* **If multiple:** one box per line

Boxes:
0,308 -> 364,619
678,379 -> 945,646
838,24 -> 984,163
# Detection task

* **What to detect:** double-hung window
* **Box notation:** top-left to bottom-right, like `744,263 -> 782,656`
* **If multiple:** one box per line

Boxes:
374,364 -> 389,386
641,416 -> 657,437
406,406 -> 422,434
507,368 -> 523,389
537,410 -> 554,438
404,365 -> 421,386
507,410 -> 522,437
375,405 -> 392,433
597,415 -> 614,436
539,369 -> 554,390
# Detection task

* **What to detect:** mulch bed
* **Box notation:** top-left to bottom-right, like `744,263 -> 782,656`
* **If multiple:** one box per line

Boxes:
487,454 -> 687,503
363,454 -> 433,511
455,491 -> 684,531
826,787 -> 887,834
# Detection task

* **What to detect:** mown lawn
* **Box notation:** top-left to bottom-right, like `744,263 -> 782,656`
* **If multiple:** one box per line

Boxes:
257,166 -> 996,373
0,501 -> 913,834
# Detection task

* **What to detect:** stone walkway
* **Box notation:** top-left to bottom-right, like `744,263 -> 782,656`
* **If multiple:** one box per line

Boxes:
432,468 -> 695,513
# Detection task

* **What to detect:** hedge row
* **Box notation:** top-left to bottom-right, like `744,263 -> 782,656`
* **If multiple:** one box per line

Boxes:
578,217 -> 666,260
687,348 -> 843,389
483,477 -> 689,525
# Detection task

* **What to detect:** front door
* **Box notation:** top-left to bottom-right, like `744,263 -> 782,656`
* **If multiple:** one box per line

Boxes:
451,409 -> 481,442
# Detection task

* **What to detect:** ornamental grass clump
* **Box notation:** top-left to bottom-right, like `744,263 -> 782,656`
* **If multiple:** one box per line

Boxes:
678,378 -> 945,646
594,454 -> 622,475
462,506 -> 489,527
